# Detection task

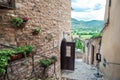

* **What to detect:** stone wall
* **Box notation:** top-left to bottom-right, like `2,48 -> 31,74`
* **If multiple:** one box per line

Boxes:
84,37 -> 101,66
89,37 -> 101,66
0,0 -> 71,80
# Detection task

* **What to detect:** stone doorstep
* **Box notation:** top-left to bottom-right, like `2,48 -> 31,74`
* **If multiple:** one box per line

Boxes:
62,77 -> 77,80
62,77 -> 103,80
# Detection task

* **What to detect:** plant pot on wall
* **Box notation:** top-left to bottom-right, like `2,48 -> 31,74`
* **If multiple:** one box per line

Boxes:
9,53 -> 23,61
32,27 -> 41,35
19,22 -> 26,28
11,17 -> 29,29
32,31 -> 39,35
9,45 -> 33,61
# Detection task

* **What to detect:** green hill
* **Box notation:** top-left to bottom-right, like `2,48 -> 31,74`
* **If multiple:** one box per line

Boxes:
71,18 -> 104,31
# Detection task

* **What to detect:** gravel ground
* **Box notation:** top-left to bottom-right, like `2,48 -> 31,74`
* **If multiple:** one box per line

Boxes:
62,59 -> 103,80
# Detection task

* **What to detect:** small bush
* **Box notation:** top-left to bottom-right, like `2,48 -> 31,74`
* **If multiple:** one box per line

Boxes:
39,59 -> 51,68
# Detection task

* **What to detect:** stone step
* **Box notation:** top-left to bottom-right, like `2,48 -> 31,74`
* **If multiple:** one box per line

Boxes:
62,77 -> 77,80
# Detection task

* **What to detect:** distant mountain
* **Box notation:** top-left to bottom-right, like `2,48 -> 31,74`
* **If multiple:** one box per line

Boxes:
71,18 -> 104,30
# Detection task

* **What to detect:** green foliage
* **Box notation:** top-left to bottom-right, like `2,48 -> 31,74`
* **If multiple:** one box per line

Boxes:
26,45 -> 33,52
0,45 -> 33,74
14,45 -> 33,57
11,17 -> 23,27
50,56 -> 57,61
0,56 -> 9,66
0,50 -> 12,74
72,18 -> 104,30
75,40 -> 85,53
91,33 -> 102,38
0,49 -> 15,56
71,18 -> 104,40
33,27 -> 41,33
40,59 -> 51,68
71,18 -> 103,53
0,68 -> 6,74
14,45 -> 33,53
0,49 -> 16,74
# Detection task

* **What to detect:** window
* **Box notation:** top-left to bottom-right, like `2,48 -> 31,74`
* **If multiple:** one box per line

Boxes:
0,0 -> 15,9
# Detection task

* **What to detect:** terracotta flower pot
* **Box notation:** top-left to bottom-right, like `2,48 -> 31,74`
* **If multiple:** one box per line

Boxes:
19,22 -> 26,28
9,53 -> 23,61
26,52 -> 32,57
22,17 -> 29,22
32,31 -> 39,35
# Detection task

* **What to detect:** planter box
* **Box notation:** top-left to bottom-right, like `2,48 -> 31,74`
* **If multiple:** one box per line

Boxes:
9,53 -> 23,61
9,52 -> 33,62
32,31 -> 39,35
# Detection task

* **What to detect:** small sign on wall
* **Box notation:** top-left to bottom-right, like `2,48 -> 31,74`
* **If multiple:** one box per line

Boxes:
53,40 -> 58,48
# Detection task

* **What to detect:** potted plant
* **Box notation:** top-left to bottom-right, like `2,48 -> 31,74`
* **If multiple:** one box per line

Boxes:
0,45 -> 33,74
32,27 -> 41,35
25,45 -> 33,57
0,49 -> 15,74
22,17 -> 29,22
50,56 -> 57,64
11,17 -> 29,28
39,59 -> 51,79
40,59 -> 51,68
0,55 -> 9,74
9,45 -> 33,61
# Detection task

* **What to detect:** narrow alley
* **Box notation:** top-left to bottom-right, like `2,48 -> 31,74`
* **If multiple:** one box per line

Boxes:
62,59 -> 103,80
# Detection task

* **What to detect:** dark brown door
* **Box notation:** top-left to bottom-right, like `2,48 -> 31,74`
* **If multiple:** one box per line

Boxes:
91,45 -> 95,64
61,39 -> 75,70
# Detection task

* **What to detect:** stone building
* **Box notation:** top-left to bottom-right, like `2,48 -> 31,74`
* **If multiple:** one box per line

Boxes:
84,37 -> 101,66
100,0 -> 120,80
0,0 -> 71,79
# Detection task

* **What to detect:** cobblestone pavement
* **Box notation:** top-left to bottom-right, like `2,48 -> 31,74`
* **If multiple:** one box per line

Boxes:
62,59 -> 103,80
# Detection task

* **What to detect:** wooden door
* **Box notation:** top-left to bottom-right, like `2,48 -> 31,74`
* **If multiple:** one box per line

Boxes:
61,39 -> 75,70
91,45 -> 95,64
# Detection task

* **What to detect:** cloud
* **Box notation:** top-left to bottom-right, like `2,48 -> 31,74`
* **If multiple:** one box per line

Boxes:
72,0 -> 77,3
71,0 -> 106,21
73,7 -> 91,12
93,3 -> 102,10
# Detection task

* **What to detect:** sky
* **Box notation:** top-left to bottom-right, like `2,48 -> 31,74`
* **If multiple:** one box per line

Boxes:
71,0 -> 106,21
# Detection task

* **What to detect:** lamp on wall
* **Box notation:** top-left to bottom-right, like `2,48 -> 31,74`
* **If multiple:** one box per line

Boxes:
63,32 -> 70,40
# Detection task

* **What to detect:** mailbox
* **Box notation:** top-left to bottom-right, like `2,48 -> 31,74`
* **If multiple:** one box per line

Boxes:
96,53 -> 101,62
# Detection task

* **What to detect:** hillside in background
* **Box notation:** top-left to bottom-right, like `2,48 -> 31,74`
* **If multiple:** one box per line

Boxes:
71,18 -> 104,40
72,18 -> 104,31
71,18 -> 104,51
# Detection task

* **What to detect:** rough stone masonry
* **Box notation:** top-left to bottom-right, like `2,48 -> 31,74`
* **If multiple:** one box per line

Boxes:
0,0 -> 71,80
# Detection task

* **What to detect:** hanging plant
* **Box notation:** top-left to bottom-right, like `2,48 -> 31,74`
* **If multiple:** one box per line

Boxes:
11,17 -> 29,28
40,59 -> 51,68
0,45 -> 33,74
32,27 -> 41,35
22,17 -> 29,22
50,56 -> 57,64
39,59 -> 51,79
